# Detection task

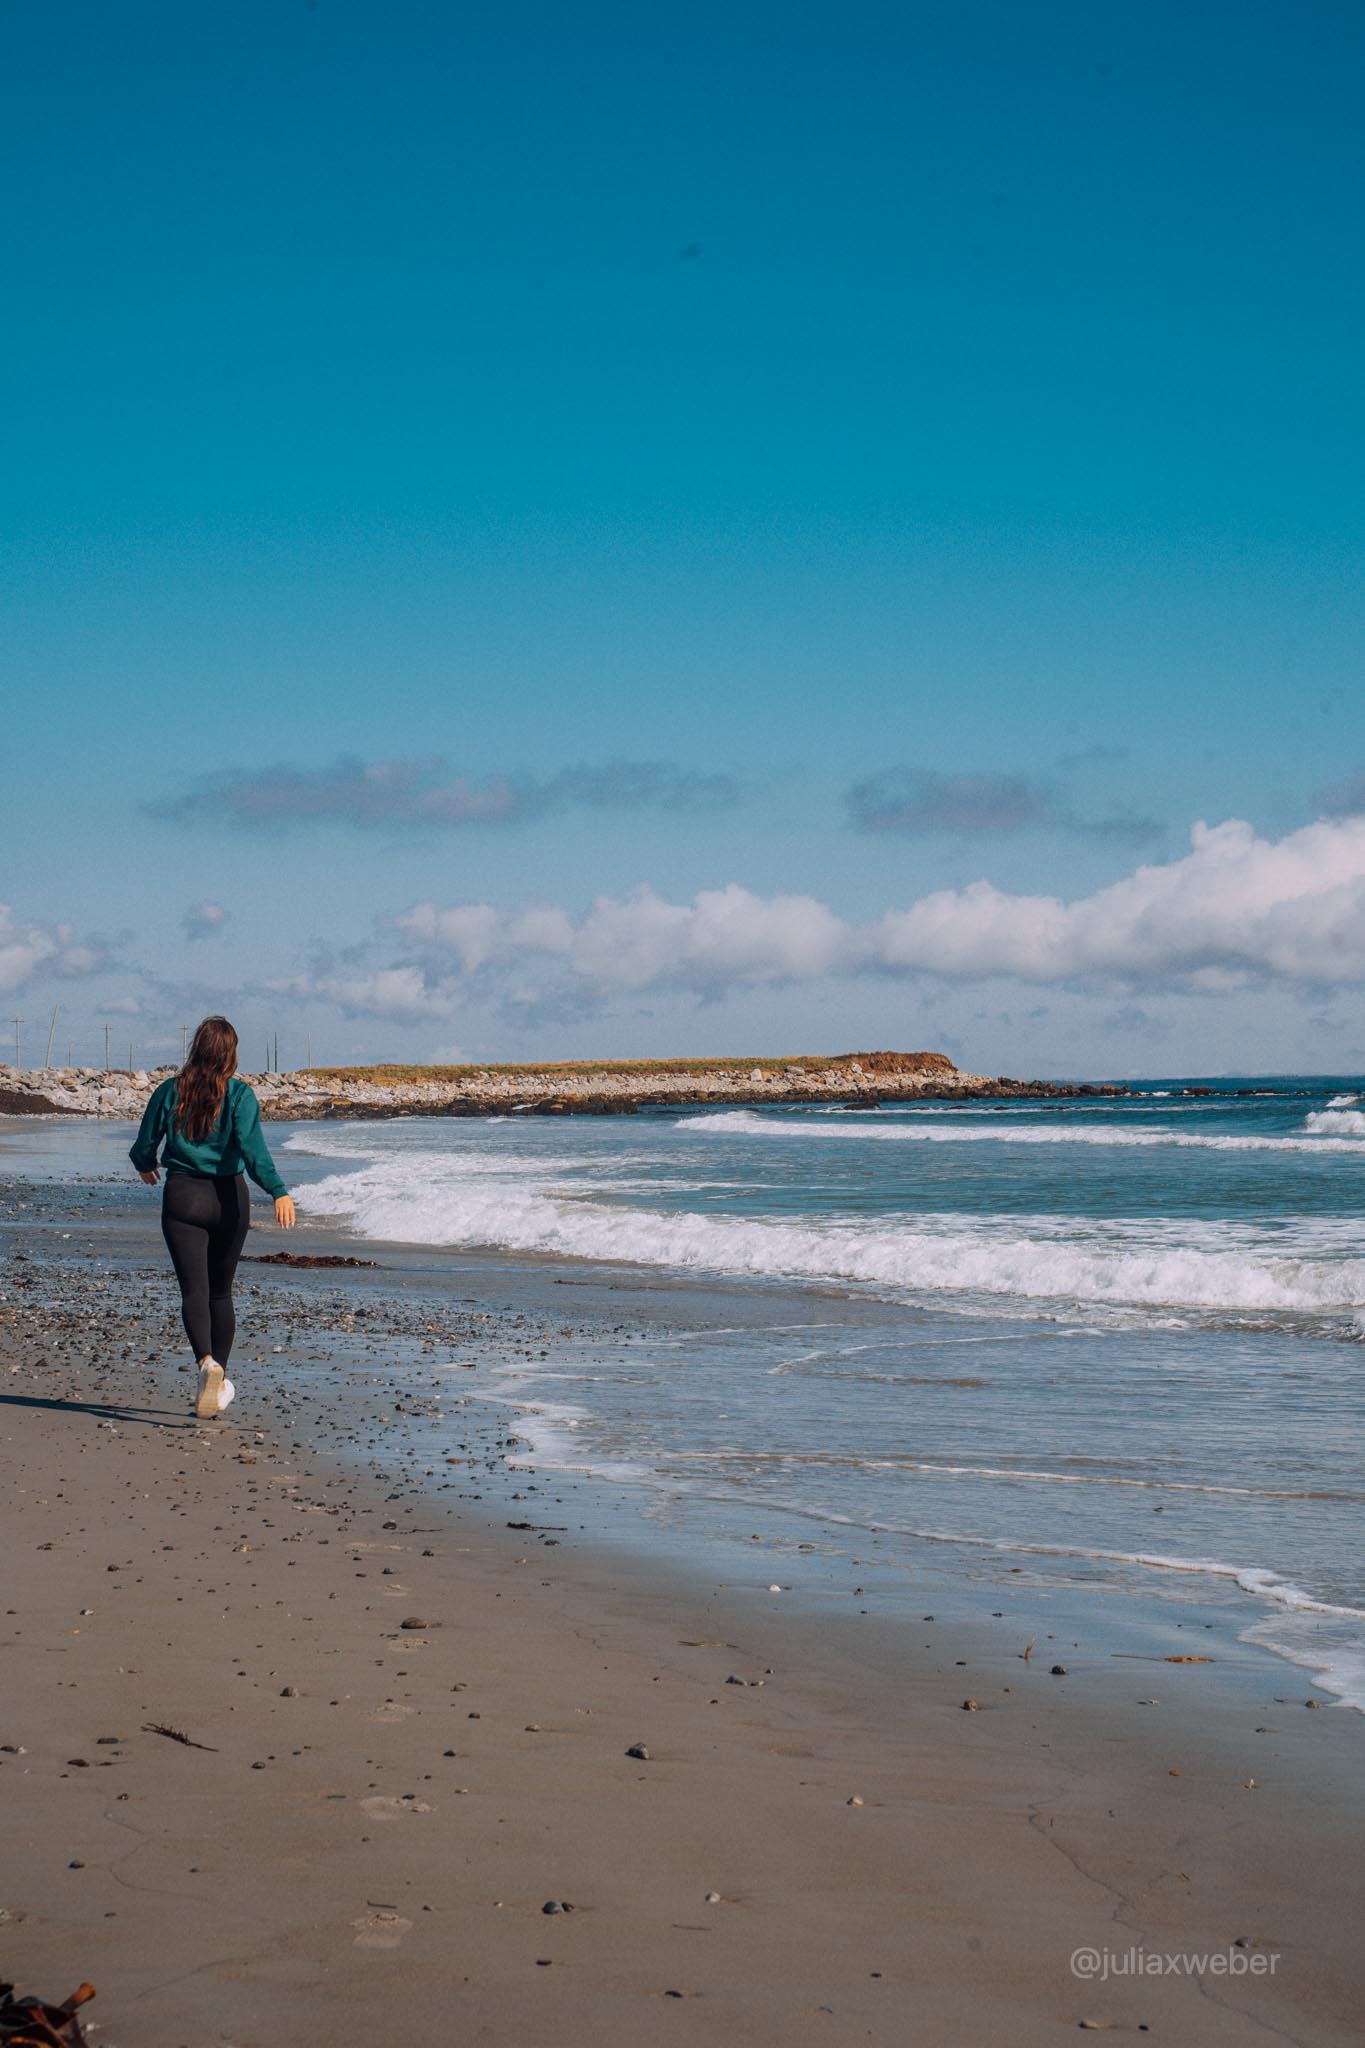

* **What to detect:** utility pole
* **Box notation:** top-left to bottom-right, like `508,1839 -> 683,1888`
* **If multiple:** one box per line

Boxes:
103,1022 -> 110,1069
10,1017 -> 20,1067
45,1004 -> 59,1069
67,1041 -> 73,1068
274,1030 -> 279,1074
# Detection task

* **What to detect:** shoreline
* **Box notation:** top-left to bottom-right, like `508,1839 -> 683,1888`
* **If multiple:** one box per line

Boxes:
6,1114 -> 1365,1710
0,1050 -> 1126,1123
3,1168 -> 1363,2042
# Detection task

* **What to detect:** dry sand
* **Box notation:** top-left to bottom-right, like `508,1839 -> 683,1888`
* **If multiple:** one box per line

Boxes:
2,1198 -> 1363,2046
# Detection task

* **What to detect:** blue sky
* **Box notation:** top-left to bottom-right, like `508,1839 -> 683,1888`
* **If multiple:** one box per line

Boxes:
4,0 -> 1365,1075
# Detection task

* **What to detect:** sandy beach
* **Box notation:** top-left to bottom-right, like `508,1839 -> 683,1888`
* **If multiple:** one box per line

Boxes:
11,0 -> 1365,2034
1,1162 -> 1361,2048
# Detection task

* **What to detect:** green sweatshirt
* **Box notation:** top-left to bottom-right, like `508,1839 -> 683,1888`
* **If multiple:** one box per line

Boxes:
130,1076 -> 289,1199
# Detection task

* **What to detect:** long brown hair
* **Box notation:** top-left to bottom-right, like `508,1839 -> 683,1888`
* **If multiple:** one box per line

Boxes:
176,1016 -> 239,1142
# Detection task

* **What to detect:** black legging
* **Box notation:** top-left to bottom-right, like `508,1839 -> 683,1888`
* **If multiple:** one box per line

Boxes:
161,1172 -> 250,1365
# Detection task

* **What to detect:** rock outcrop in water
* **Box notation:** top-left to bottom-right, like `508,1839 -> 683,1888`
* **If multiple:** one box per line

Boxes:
0,1051 -> 1124,1121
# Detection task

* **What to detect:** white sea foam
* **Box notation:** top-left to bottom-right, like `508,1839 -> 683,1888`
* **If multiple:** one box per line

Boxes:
1240,1612 -> 1365,1709
863,1529 -> 1365,1709
703,1497 -> 1365,1707
680,1109 -> 1365,1154
463,1422 -> 1365,1705
1303,1108 -> 1365,1136
293,1149 -> 1365,1320
1327,1093 -> 1360,1108
283,1114 -> 1364,1710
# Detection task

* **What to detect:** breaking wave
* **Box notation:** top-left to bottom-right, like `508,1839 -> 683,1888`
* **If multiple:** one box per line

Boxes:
291,1146 -> 1365,1324
1303,1109 -> 1365,1137
680,1109 -> 1365,1154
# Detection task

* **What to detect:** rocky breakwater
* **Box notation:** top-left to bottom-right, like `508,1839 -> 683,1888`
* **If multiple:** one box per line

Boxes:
0,1051 -> 1125,1122
0,1065 -> 157,1119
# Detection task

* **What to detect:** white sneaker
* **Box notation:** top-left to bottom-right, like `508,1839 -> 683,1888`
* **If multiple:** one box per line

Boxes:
217,1377 -> 236,1413
195,1360 -> 225,1420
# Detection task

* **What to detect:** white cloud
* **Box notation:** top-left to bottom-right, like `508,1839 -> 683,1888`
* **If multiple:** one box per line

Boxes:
870,817 -> 1365,988
402,884 -> 849,994
566,885 -> 849,993
0,904 -> 103,994
183,901 -> 228,942
270,965 -> 466,1021
394,902 -> 574,974
269,816 -> 1365,1021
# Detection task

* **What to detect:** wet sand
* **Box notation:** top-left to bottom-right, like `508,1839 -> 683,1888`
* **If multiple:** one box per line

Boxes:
2,1181 -> 1363,2045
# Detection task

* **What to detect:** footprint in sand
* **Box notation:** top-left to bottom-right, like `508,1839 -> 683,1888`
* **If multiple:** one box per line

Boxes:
352,1910 -> 412,1950
369,1702 -> 414,1723
359,1795 -> 433,1820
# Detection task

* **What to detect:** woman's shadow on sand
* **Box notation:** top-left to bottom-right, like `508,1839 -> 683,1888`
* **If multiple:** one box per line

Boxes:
0,1392 -> 197,1429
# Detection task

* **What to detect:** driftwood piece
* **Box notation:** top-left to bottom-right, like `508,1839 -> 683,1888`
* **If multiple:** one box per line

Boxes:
141,1721 -> 218,1752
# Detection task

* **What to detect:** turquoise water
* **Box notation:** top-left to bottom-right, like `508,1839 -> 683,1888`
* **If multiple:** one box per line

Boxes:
280,1080 -> 1365,1707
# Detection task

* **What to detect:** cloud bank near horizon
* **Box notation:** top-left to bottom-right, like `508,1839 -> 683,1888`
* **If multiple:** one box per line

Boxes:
12,815 -> 1365,1049
154,755 -> 745,830
267,815 -> 1365,1020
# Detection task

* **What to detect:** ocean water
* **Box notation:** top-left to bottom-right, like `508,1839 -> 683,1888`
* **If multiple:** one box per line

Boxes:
285,1080 -> 1365,1709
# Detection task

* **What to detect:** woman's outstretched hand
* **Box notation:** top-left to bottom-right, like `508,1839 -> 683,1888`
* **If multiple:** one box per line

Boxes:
138,1168 -> 160,1185
275,1195 -> 297,1229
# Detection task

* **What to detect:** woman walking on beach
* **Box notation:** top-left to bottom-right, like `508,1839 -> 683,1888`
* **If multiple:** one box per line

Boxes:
130,1016 -> 295,1420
